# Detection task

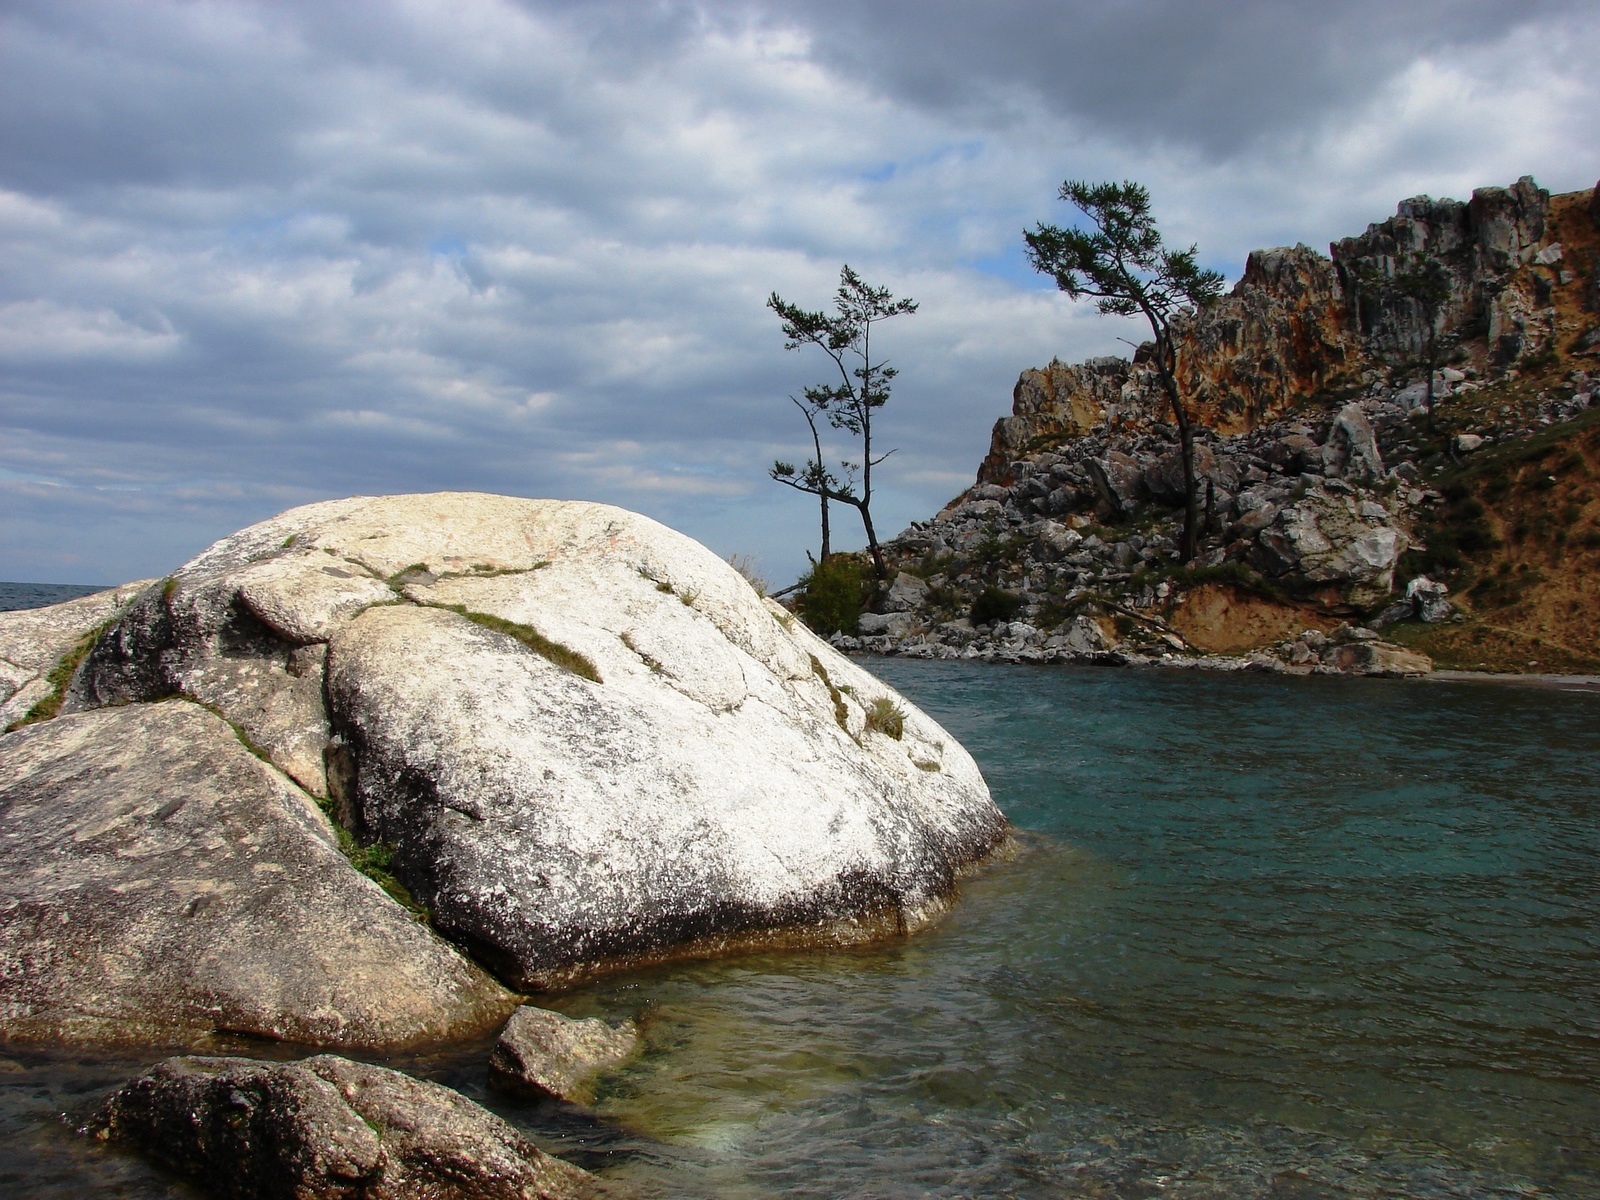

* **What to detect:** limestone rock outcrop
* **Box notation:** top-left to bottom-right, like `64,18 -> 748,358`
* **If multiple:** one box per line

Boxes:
1250,487 -> 1408,606
91,1054 -> 600,1200
0,701 -> 515,1049
980,177 -> 1561,485
980,245 -> 1359,482
1333,176 -> 1553,368
60,493 -> 1005,991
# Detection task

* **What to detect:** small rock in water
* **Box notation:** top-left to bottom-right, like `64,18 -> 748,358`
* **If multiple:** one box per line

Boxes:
90,1054 -> 602,1200
489,1006 -> 641,1102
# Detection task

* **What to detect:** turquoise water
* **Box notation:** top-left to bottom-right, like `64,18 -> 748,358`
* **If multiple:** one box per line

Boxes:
5,661 -> 1600,1197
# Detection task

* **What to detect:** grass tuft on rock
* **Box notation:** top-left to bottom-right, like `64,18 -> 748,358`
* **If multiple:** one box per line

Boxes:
808,654 -> 851,733
438,605 -> 602,683
864,696 -> 906,740
336,830 -> 428,921
7,618 -> 117,731
386,563 -> 433,588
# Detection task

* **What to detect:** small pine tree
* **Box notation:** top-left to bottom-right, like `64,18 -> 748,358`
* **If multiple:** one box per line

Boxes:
768,266 -> 917,579
1024,182 -> 1224,563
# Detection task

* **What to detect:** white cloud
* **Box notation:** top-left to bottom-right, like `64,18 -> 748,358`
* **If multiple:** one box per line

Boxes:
0,301 -> 182,361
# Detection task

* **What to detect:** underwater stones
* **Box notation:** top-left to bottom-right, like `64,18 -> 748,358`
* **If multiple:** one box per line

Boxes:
488,1006 -> 641,1102
67,494 -> 1003,991
0,701 -> 514,1049
92,1054 -> 600,1200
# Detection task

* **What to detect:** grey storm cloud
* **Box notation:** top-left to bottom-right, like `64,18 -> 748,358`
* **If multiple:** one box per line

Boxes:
1,0 -> 1597,585
535,0 -> 1585,151
758,0 -> 1584,149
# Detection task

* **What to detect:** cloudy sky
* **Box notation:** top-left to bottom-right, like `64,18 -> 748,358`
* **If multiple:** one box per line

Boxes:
3,0 -> 1597,586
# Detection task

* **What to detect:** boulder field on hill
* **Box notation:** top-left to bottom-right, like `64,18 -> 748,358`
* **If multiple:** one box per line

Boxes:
0,493 -> 1006,1055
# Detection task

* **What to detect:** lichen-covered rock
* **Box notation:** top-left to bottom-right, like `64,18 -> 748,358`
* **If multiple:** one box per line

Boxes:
67,494 -> 1006,991
91,1054 -> 600,1200
0,701 -> 514,1049
1252,490 -> 1408,605
0,580 -> 154,727
489,1006 -> 640,1102
67,550 -> 394,796
1321,403 -> 1385,479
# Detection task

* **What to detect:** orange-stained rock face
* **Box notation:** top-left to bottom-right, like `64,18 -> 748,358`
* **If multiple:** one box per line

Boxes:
1173,244 -> 1358,433
979,244 -> 1360,482
978,177 -> 1566,488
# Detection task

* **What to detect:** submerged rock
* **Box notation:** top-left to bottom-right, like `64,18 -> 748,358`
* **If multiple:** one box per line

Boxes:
0,701 -> 515,1049
62,493 -> 1006,991
489,1006 -> 641,1102
91,1054 -> 600,1200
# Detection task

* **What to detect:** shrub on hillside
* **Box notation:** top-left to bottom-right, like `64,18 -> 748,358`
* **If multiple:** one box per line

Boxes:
969,587 -> 1022,626
798,555 -> 870,635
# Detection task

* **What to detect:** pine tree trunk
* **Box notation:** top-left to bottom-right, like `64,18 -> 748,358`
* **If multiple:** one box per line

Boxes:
859,504 -> 885,580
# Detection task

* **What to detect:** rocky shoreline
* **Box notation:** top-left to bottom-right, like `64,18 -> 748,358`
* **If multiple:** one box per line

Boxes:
818,176 -> 1600,681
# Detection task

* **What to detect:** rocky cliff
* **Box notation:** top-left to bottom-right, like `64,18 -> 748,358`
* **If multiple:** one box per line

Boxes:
838,176 -> 1600,676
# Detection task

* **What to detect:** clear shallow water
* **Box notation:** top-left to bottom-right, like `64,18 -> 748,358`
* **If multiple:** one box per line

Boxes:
5,661 -> 1600,1197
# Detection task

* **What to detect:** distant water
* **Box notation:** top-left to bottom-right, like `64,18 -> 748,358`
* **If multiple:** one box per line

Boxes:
0,582 -> 106,613
4,660 -> 1599,1198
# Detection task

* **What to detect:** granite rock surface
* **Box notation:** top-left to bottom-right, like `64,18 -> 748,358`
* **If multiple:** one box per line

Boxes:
59,493 -> 1006,990
0,700 -> 515,1048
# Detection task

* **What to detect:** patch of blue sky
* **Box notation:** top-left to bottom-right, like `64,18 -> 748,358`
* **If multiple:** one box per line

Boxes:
429,236 -> 469,258
968,239 -> 1055,289
858,140 -> 985,185
219,210 -> 344,253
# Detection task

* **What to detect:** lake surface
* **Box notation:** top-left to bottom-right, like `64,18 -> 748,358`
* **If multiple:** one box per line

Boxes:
0,582 -> 105,613
5,659 -> 1599,1197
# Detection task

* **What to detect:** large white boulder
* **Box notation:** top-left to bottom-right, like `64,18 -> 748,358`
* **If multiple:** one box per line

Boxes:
67,494 -> 1006,989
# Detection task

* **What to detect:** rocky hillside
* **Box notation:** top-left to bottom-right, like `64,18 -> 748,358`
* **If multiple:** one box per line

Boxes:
832,176 -> 1600,677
